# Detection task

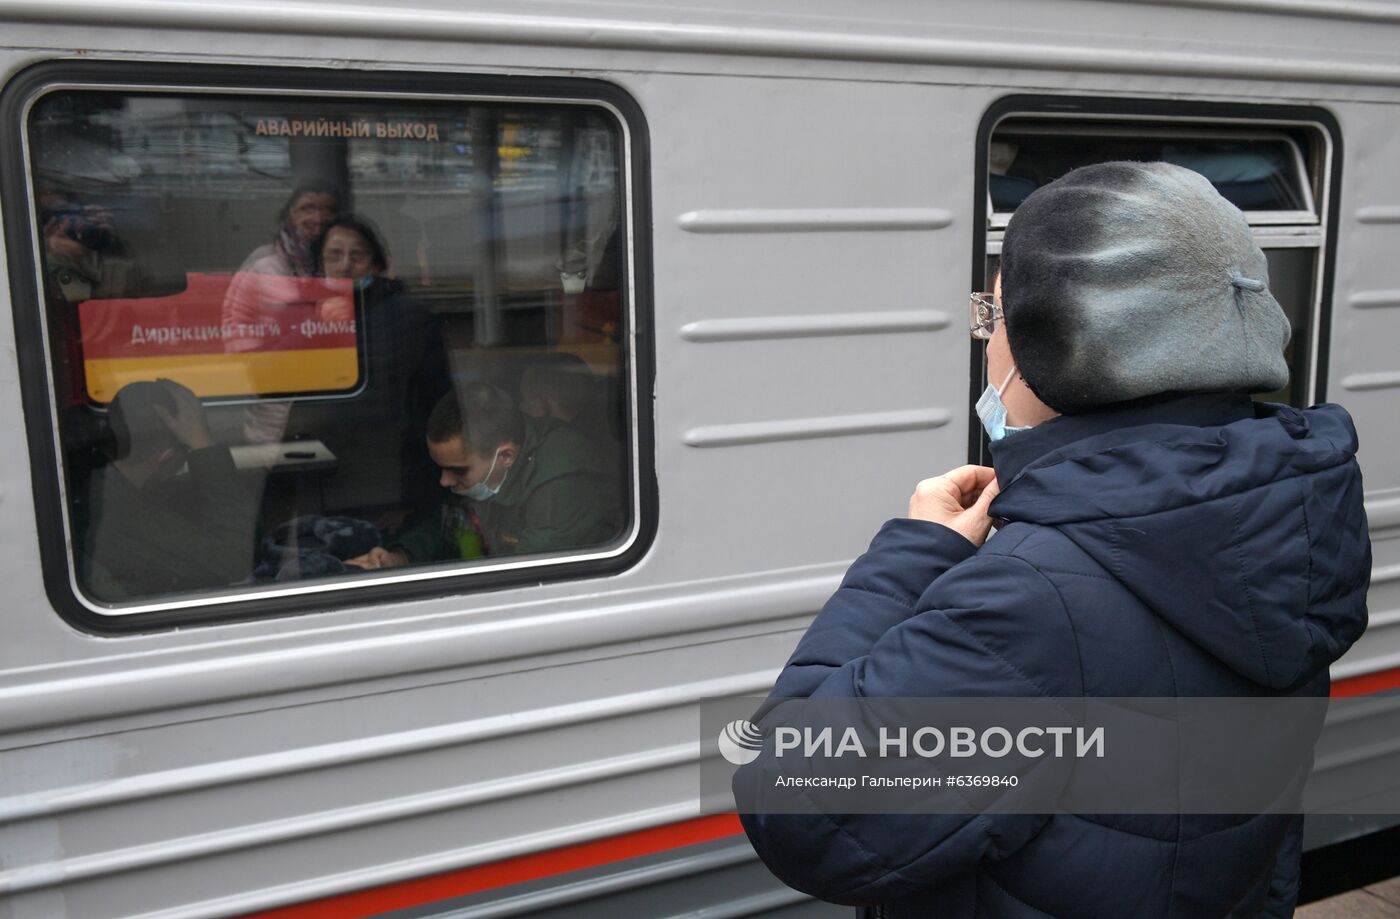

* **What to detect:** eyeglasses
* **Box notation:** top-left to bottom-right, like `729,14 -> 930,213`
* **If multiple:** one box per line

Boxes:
969,291 -> 1002,340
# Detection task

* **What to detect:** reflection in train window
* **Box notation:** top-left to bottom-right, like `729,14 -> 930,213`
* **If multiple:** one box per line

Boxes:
28,89 -> 632,608
986,122 -> 1317,224
980,111 -> 1331,411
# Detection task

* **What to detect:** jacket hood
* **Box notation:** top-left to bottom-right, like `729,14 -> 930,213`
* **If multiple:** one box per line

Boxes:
988,393 -> 1370,690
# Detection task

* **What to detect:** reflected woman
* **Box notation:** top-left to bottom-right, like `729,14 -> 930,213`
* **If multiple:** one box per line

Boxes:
222,182 -> 341,443
245,181 -> 339,278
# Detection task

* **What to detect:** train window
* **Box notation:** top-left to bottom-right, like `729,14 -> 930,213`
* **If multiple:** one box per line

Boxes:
977,105 -> 1335,417
15,73 -> 645,621
987,123 -> 1317,225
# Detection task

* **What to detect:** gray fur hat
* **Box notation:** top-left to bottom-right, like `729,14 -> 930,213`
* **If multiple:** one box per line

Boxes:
999,160 -> 1291,414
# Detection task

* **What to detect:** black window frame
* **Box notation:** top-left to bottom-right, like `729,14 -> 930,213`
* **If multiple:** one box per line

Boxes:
968,94 -> 1343,465
1,60 -> 657,634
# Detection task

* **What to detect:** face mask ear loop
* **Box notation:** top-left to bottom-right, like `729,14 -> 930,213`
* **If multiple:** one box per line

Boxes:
996,366 -> 1018,397
481,449 -> 501,490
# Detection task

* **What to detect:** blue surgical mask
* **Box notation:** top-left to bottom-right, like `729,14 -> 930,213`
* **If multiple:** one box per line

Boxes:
457,448 -> 507,501
976,367 -> 1033,442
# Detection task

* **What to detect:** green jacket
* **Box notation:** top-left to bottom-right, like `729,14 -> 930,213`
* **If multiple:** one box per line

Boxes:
395,416 -> 623,562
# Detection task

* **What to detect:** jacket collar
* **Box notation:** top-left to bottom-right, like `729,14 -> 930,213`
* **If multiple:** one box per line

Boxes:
988,392 -> 1257,488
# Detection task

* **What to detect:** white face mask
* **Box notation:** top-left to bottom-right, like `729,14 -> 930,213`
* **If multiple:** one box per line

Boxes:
454,448 -> 507,501
976,366 -> 1033,442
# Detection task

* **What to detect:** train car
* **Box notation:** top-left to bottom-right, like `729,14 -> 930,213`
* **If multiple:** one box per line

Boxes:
0,1 -> 1397,916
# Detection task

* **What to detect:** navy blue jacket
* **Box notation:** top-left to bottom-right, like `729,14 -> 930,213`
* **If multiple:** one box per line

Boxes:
738,394 -> 1371,918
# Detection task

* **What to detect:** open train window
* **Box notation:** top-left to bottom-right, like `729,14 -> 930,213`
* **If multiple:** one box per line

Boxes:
972,99 -> 1338,463
2,62 -> 653,628
988,124 -> 1316,225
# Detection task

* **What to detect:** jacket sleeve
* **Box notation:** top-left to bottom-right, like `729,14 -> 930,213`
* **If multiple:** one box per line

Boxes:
390,506 -> 450,563
514,472 -> 620,555
735,519 -> 1080,906
764,519 -> 978,703
1259,814 -> 1302,918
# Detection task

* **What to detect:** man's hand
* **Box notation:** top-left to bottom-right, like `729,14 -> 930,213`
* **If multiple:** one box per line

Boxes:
907,465 -> 1001,547
152,379 -> 214,450
344,546 -> 409,570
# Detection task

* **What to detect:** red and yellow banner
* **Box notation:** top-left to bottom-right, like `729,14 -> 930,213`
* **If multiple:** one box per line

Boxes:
78,272 -> 361,402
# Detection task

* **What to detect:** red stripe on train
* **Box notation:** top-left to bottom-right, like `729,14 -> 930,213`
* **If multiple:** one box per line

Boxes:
238,813 -> 745,919
240,668 -> 1400,919
1331,666 -> 1400,698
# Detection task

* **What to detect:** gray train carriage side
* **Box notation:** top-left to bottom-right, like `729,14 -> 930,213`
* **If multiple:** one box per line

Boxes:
0,2 -> 1397,917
